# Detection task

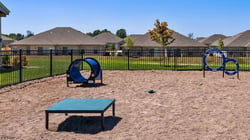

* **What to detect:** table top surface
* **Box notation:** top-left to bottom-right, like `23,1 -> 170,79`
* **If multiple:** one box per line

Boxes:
46,98 -> 115,113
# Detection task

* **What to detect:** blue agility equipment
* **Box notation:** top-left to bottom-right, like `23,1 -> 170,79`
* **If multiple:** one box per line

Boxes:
45,98 -> 115,130
224,59 -> 240,76
66,58 -> 102,87
203,48 -> 239,78
203,48 -> 226,72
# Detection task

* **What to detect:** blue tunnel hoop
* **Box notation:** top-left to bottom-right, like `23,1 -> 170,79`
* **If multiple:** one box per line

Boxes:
224,59 -> 240,76
203,48 -> 226,72
66,57 -> 102,86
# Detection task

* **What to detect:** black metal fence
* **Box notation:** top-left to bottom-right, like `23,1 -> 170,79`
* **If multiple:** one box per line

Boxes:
1,48 -> 250,88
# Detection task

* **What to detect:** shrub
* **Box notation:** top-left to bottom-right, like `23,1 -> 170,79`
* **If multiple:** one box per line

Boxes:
22,55 -> 28,66
2,55 -> 10,65
12,55 -> 28,66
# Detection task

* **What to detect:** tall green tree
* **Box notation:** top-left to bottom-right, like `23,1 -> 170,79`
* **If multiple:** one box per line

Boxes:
116,29 -> 127,38
124,37 -> 134,49
217,38 -> 224,50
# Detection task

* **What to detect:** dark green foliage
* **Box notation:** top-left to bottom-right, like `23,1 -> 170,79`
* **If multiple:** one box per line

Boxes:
188,33 -> 194,39
87,29 -> 111,36
3,30 -> 34,40
8,33 -> 24,40
26,30 -> 34,38
124,37 -> 134,49
2,55 -> 10,65
217,38 -> 224,50
116,29 -> 127,38
107,44 -> 115,50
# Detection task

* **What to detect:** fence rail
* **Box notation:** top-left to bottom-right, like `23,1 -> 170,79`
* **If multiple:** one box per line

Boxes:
1,49 -> 250,88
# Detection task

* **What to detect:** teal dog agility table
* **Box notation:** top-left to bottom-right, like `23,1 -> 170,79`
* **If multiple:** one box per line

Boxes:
45,98 -> 115,130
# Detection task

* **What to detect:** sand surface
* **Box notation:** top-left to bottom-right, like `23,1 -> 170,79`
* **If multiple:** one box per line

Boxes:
0,70 -> 249,139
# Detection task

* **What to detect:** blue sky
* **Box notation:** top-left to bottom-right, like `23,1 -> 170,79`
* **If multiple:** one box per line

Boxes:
1,0 -> 250,38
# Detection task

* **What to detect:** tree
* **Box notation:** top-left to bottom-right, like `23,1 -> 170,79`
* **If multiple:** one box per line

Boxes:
149,19 -> 175,49
116,29 -> 127,39
86,29 -> 110,37
217,38 -> 224,50
25,30 -> 34,38
124,37 -> 134,49
7,33 -> 24,40
107,43 -> 115,50
149,19 -> 175,65
188,33 -> 194,39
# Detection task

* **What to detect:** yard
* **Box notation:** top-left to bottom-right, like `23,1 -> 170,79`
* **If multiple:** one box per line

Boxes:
0,70 -> 249,139
1,55 -> 250,87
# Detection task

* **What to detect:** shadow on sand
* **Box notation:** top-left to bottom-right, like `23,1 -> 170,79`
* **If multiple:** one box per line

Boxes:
67,83 -> 107,88
57,115 -> 122,134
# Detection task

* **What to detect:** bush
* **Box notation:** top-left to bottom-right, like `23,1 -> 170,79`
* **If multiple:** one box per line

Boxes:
12,55 -> 28,66
2,55 -> 10,65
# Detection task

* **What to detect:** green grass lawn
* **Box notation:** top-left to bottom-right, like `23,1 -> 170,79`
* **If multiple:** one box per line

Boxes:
1,55 -> 250,87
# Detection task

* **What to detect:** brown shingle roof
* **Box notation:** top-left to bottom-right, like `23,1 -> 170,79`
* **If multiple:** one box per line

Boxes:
126,33 -> 160,47
93,32 -> 123,44
1,35 -> 15,46
211,30 -> 250,47
1,35 -> 14,41
198,34 -> 227,46
10,27 -> 105,46
124,32 -> 206,48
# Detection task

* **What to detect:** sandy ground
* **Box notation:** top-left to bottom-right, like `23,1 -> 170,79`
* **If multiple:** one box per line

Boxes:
0,70 -> 249,140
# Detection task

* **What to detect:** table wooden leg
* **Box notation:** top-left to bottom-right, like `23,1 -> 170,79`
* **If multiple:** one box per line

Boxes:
113,102 -> 115,116
101,112 -> 104,130
45,112 -> 49,129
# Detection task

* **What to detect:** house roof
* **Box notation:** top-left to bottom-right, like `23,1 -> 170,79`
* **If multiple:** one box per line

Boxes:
1,35 -> 15,46
0,2 -> 10,17
198,34 -> 227,46
1,35 -> 14,41
211,30 -> 250,47
123,32 -> 206,48
93,32 -> 123,44
10,27 -> 105,46
126,33 -> 161,47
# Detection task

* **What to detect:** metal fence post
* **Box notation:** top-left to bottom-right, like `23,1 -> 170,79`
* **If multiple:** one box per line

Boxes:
19,49 -> 22,83
70,49 -> 73,62
202,48 -> 206,77
81,49 -> 84,70
174,52 -> 176,70
81,49 -> 84,59
128,49 -> 130,70
50,49 -> 53,76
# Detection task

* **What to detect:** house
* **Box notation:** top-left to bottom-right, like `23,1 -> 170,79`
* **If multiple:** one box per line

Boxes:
93,32 -> 124,50
1,35 -> 15,47
0,2 -> 10,38
198,34 -> 227,47
122,32 -> 207,57
9,27 -> 106,55
0,2 -> 10,46
210,30 -> 250,57
0,2 -> 10,64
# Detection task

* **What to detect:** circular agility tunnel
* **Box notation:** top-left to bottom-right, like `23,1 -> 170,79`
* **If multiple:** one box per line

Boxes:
66,58 -> 102,86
